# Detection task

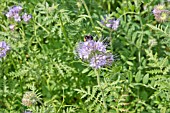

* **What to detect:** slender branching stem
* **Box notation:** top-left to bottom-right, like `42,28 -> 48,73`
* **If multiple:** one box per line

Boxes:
95,69 -> 108,112
58,13 -> 71,48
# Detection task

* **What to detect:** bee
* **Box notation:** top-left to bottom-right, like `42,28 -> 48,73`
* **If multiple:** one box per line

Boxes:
84,35 -> 93,42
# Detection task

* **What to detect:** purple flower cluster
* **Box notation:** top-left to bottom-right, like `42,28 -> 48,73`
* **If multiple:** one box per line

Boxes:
76,40 -> 114,69
152,4 -> 169,22
101,17 -> 120,30
90,54 -> 114,69
6,6 -> 22,21
22,13 -> 32,22
0,41 -> 10,58
77,40 -> 106,60
6,6 -> 32,22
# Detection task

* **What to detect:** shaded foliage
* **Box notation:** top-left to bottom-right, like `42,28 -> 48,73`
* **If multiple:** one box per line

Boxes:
0,0 -> 170,113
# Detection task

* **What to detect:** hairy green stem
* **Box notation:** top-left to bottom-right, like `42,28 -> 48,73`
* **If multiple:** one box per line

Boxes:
80,0 -> 100,37
80,0 -> 94,26
33,21 -> 44,50
110,30 -> 113,52
57,89 -> 65,113
138,19 -> 144,68
95,69 -> 108,112
58,13 -> 71,48
35,21 -> 50,34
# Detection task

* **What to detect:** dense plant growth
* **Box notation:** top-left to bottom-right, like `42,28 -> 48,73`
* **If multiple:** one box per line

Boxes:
0,0 -> 170,112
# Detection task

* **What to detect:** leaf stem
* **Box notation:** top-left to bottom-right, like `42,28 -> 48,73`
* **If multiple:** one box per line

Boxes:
110,30 -> 113,52
80,0 -> 100,37
80,0 -> 94,26
58,12 -> 71,48
95,69 -> 108,112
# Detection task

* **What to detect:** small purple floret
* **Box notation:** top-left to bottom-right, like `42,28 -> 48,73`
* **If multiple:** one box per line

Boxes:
0,41 -> 10,58
6,6 -> 22,22
9,24 -> 15,30
22,13 -> 32,22
101,17 -> 120,30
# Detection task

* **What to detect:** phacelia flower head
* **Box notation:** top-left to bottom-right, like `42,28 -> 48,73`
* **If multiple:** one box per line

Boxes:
93,41 -> 106,53
22,13 -> 32,22
101,16 -> 120,30
0,41 -> 10,58
9,24 -> 15,31
5,5 -> 32,23
152,4 -> 169,22
76,40 -> 106,60
6,6 -> 22,19
157,11 -> 169,22
90,54 -> 114,69
90,54 -> 107,69
111,19 -> 120,30
22,91 -> 37,107
105,19 -> 120,30
6,11 -> 13,18
10,6 -> 22,13
13,13 -> 21,22
77,40 -> 95,59
76,37 -> 115,69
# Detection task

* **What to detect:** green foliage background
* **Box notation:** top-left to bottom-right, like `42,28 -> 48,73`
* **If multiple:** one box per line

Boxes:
0,0 -> 170,112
